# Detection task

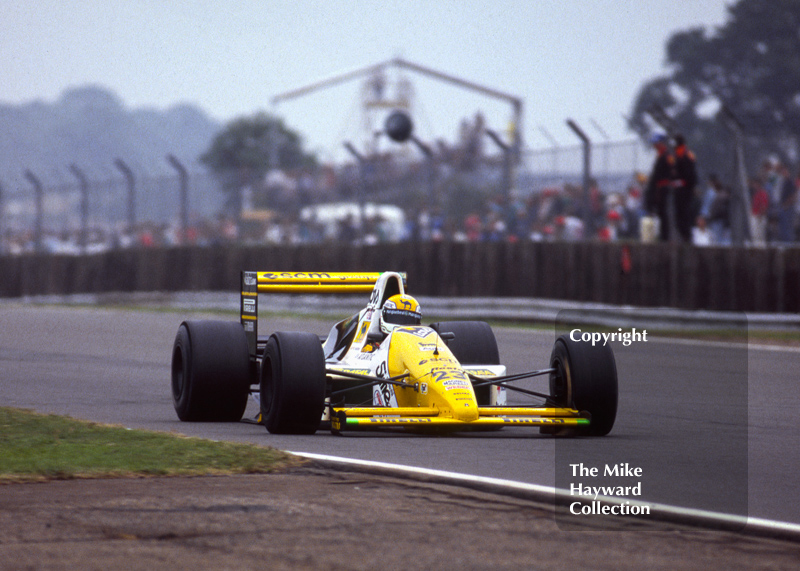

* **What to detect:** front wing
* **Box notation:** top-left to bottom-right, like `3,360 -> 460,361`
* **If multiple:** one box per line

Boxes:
330,406 -> 589,433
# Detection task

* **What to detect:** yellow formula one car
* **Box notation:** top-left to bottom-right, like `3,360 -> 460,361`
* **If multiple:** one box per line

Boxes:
171,271 -> 618,436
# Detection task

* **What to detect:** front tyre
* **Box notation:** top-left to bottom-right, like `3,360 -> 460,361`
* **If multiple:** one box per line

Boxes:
549,333 -> 618,436
171,320 -> 251,422
260,331 -> 326,434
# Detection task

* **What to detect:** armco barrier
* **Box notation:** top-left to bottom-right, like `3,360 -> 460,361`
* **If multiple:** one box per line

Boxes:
1,242 -> 798,312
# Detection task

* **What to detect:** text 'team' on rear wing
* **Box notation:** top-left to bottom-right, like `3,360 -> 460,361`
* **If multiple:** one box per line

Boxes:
240,271 -> 407,357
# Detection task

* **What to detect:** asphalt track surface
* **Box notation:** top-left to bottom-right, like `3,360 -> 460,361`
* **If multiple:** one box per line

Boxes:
2,304 -> 799,528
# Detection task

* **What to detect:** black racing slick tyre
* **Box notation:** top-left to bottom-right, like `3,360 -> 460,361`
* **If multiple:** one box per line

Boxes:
260,331 -> 326,435
549,333 -> 618,436
171,320 -> 251,422
430,321 -> 500,405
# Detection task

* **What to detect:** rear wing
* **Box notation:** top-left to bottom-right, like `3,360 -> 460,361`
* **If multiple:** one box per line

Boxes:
240,271 -> 406,356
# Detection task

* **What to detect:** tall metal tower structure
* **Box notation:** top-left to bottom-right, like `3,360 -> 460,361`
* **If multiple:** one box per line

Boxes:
271,57 -> 523,162
360,67 -> 414,155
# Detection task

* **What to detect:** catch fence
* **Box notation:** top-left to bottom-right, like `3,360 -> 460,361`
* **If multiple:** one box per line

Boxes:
0,138 -> 653,252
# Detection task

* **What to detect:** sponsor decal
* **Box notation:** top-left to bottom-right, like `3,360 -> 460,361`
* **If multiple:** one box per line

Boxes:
369,288 -> 381,305
243,321 -> 255,332
443,385 -> 470,391
244,273 -> 257,286
366,418 -> 432,424
497,418 -> 557,425
375,383 -> 395,407
400,327 -> 434,339
496,385 -> 507,406
354,322 -> 369,343
418,357 -> 457,367
333,368 -> 371,376
431,369 -> 468,383
465,369 -> 497,378
243,298 -> 256,313
261,271 -> 332,280
397,297 -> 415,310
373,363 -> 395,406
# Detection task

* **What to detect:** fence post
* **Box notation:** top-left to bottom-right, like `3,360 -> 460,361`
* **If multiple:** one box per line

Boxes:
24,170 -> 44,253
720,105 -> 751,246
114,158 -> 136,230
69,164 -> 89,253
590,118 -> 611,182
0,178 -> 3,255
486,128 -> 512,202
166,155 -> 188,244
566,119 -> 592,235
343,142 -> 367,242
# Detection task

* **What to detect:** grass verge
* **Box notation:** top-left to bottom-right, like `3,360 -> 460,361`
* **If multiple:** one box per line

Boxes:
0,407 -> 299,483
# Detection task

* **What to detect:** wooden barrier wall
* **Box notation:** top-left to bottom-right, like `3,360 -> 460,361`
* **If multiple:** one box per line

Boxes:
1,242 -> 798,312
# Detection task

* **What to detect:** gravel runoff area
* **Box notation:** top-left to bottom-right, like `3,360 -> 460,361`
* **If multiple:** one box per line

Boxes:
2,465 -> 800,571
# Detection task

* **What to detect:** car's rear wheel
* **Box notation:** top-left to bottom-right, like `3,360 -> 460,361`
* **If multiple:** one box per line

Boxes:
260,331 -> 326,434
171,320 -> 251,422
549,334 -> 618,436
430,321 -> 499,405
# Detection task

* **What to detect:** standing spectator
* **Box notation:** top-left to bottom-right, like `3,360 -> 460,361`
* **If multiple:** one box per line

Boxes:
587,178 -> 604,236
673,134 -> 698,243
762,159 -> 781,241
621,184 -> 644,240
645,133 -> 676,242
705,177 -> 731,245
750,177 -> 769,246
775,163 -> 797,243
597,210 -> 622,241
463,211 -> 483,241
692,216 -> 712,246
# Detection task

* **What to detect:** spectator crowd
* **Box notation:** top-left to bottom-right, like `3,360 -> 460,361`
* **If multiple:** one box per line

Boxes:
2,153 -> 799,255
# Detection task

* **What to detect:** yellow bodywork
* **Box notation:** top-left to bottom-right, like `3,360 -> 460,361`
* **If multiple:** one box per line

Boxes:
387,327 -> 479,422
329,326 -> 589,433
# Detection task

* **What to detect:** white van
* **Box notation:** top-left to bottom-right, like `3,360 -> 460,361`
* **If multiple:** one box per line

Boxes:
299,202 -> 406,242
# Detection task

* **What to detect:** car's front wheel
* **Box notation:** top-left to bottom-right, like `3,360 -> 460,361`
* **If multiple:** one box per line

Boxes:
549,333 -> 618,436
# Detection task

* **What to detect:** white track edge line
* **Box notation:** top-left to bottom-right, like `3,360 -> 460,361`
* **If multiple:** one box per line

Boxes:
289,451 -> 800,540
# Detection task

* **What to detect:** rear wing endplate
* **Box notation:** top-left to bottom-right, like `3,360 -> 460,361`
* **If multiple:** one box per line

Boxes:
240,271 -> 406,357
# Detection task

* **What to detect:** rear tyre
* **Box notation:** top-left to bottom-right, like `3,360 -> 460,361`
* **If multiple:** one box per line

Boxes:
171,320 -> 251,422
430,321 -> 499,404
548,334 -> 618,436
260,331 -> 326,434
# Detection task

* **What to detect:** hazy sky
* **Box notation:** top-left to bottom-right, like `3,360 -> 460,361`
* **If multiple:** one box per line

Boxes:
3,0 -> 732,161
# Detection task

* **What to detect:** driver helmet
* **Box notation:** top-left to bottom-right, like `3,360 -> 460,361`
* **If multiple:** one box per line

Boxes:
380,294 -> 422,335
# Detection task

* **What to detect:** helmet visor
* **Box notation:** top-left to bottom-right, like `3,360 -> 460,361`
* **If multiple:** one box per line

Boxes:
382,307 -> 421,326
